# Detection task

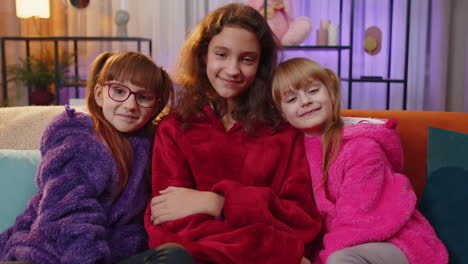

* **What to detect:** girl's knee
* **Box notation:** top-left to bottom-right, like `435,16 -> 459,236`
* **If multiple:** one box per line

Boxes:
326,249 -> 367,264
150,243 -> 194,264
119,243 -> 194,264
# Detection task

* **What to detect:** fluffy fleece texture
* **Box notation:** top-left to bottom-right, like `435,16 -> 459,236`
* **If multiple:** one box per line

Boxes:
304,120 -> 448,264
0,106 -> 151,264
145,105 -> 322,264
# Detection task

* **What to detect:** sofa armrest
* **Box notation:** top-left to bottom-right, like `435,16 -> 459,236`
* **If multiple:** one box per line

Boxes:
0,106 -> 70,150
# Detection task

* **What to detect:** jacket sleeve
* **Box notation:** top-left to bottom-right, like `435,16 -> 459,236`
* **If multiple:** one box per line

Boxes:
0,192 -> 40,258
145,120 -> 231,263
210,131 -> 322,246
318,138 -> 416,262
2,132 -> 113,264
145,121 -> 321,264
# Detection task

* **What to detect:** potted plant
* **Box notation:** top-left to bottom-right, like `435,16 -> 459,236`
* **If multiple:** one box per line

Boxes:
7,54 -> 69,105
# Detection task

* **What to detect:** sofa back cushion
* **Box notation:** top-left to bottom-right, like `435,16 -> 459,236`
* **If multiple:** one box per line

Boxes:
0,106 -> 67,150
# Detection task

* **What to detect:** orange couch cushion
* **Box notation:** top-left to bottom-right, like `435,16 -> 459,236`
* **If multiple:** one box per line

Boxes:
341,110 -> 468,198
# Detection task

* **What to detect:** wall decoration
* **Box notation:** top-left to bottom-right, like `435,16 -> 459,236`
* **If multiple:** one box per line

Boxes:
115,0 -> 129,37
115,10 -> 130,37
364,26 -> 382,55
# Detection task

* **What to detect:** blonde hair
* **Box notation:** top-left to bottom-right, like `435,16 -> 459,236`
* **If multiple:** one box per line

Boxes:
86,51 -> 174,196
272,57 -> 343,186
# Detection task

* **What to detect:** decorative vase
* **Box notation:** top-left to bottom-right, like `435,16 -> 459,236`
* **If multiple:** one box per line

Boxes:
328,24 -> 339,46
29,88 -> 55,105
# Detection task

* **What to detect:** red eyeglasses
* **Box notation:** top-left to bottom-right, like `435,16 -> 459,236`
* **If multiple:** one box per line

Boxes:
104,82 -> 158,108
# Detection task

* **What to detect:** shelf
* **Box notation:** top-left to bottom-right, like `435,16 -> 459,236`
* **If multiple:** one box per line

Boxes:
60,81 -> 87,87
283,45 -> 351,50
341,78 -> 406,83
272,0 -> 411,110
1,36 -> 153,42
0,37 -> 152,105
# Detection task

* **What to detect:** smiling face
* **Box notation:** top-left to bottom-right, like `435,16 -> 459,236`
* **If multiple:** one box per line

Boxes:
94,81 -> 157,133
280,80 -> 333,137
205,26 -> 261,104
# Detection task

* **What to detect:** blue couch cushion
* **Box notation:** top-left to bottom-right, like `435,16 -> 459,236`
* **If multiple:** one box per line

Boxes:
419,127 -> 468,264
0,149 -> 40,232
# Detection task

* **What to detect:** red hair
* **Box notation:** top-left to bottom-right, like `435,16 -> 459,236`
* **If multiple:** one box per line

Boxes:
86,51 -> 173,195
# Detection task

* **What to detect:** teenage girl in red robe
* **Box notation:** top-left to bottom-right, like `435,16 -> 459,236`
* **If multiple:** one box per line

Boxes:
144,3 -> 322,264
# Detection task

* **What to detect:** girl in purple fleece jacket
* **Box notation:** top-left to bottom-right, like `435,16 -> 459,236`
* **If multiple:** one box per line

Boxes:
0,52 -> 193,264
272,57 -> 448,264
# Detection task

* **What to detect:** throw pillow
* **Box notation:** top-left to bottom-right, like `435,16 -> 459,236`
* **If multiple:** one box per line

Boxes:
342,116 -> 388,126
419,127 -> 468,264
0,149 -> 40,232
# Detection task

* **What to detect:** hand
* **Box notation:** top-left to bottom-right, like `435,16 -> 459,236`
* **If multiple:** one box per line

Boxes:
300,257 -> 311,264
150,186 -> 224,225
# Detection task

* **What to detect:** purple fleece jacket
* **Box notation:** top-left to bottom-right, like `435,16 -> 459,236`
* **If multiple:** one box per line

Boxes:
0,106 -> 151,264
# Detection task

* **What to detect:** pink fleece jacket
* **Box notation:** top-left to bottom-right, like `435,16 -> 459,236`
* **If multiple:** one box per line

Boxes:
304,120 -> 448,264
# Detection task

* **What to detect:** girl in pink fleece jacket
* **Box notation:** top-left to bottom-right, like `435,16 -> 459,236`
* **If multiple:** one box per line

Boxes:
272,57 -> 448,264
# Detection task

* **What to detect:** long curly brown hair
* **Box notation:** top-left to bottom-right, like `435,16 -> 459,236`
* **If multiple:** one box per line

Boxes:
173,3 -> 282,131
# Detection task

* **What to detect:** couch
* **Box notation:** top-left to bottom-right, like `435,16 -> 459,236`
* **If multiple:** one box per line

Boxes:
341,109 -> 468,198
1,106 -> 468,263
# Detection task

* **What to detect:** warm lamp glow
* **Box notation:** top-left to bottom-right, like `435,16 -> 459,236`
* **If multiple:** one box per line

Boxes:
16,0 -> 50,18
